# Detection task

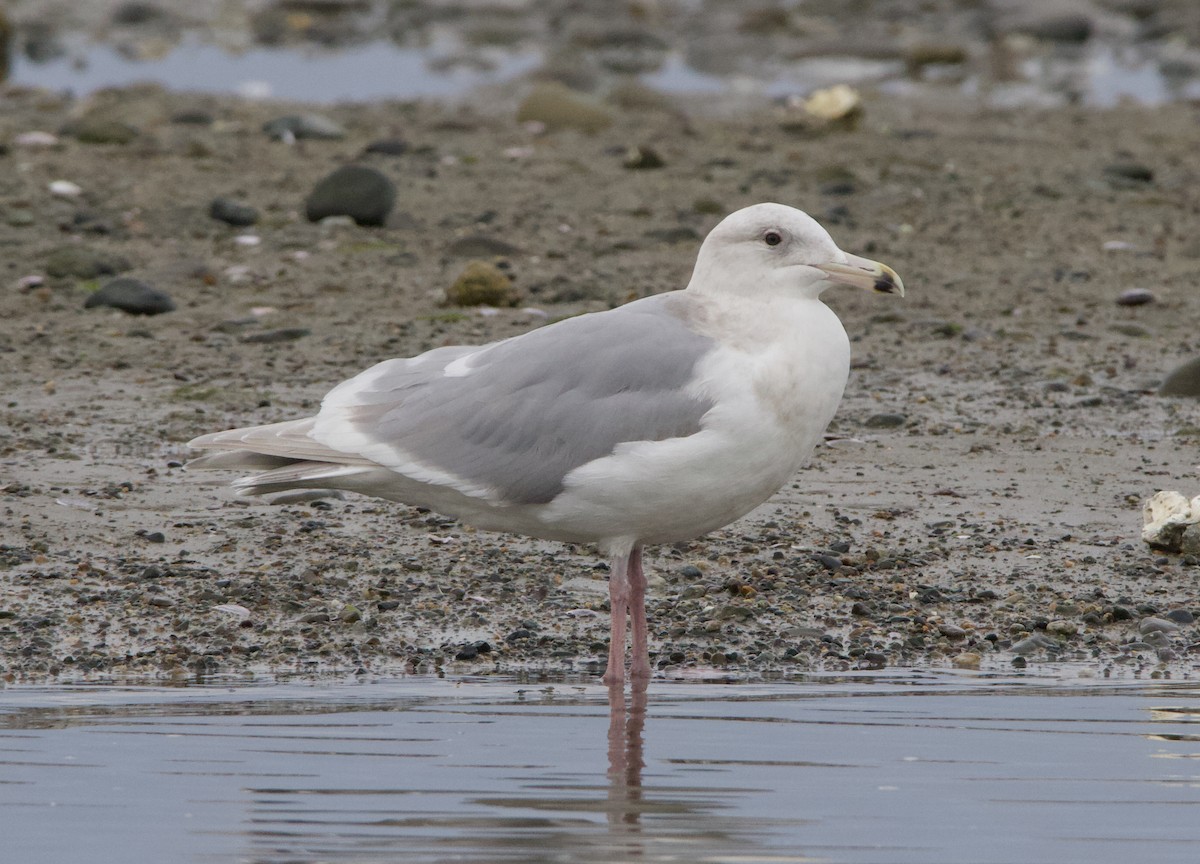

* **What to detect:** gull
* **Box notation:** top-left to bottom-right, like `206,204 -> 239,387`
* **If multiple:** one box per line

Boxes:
187,203 -> 904,685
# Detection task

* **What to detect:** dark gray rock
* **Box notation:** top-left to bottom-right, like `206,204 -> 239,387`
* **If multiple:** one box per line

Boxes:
363,138 -> 409,156
305,165 -> 395,227
865,413 -> 907,429
1116,287 -> 1154,306
1159,357 -> 1200,397
241,328 -> 311,344
84,278 -> 175,315
209,196 -> 259,227
1105,162 -> 1154,186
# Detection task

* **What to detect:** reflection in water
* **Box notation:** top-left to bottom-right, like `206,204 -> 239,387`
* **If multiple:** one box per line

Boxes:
606,678 -> 647,841
2,674 -> 1200,863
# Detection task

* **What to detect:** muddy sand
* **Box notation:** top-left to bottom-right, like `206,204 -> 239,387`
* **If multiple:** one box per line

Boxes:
1,84 -> 1199,682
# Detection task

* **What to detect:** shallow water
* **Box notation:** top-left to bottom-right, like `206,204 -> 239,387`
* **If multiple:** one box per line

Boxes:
7,31 -> 1199,107
3,669 -> 1199,863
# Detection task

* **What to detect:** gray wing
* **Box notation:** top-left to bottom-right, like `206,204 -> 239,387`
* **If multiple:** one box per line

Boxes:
308,292 -> 717,505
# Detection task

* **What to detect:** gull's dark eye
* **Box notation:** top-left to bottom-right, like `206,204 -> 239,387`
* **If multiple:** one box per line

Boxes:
764,231 -> 782,247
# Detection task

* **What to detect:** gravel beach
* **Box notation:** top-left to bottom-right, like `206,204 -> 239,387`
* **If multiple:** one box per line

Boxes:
2,78 -> 1199,682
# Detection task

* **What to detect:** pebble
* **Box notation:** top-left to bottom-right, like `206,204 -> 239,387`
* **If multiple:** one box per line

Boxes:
951,651 -> 981,669
339,604 -> 362,624
1010,11 -> 1094,43
1104,161 -> 1154,185
14,131 -> 59,148
445,260 -> 520,307
1116,288 -> 1154,306
209,196 -> 259,227
1046,619 -> 1077,635
445,235 -> 522,259
45,245 -> 131,279
623,145 -> 665,170
263,113 -> 346,141
49,180 -> 83,198
1138,616 -> 1180,635
84,278 -> 175,315
516,83 -> 614,133
171,110 -> 215,125
304,165 -> 396,227
241,328 -> 311,344
71,117 -> 139,145
454,640 -> 491,661
214,603 -> 251,619
865,413 -> 906,429
1164,608 -> 1195,624
1011,633 -> 1059,655
1159,357 -> 1200,397
938,623 -> 967,639
363,138 -> 409,156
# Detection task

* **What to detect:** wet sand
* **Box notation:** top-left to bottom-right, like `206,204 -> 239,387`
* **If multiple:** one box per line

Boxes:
2,84 -> 1198,681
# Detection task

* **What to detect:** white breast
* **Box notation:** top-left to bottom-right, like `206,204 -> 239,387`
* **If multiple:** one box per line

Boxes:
535,295 -> 850,548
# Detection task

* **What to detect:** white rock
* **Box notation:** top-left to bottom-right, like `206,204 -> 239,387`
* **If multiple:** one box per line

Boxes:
803,84 -> 862,120
1142,490 -> 1200,552
49,180 -> 83,198
15,131 -> 59,148
214,603 -> 251,619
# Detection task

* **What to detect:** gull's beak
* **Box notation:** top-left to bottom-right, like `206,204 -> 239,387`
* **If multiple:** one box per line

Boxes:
816,253 -> 905,297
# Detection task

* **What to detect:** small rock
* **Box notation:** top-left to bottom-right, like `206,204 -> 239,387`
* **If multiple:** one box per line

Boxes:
1011,633 -> 1059,655
305,165 -> 396,227
623,145 -> 665,169
951,651 -> 981,669
45,245 -> 131,279
454,640 -> 491,661
171,109 -> 215,125
1182,525 -> 1200,556
241,328 -> 311,344
144,531 -> 166,543
1165,608 -> 1195,625
1116,288 -> 1154,306
1139,616 -> 1180,635
363,138 -> 409,156
803,84 -> 862,124
339,604 -> 362,624
209,196 -> 259,227
516,83 -> 614,133
1142,490 -> 1200,551
263,113 -> 346,141
445,235 -> 522,258
1010,11 -> 1094,43
71,117 -> 139,145
14,131 -> 59,148
1159,357 -> 1200,398
1105,161 -> 1154,184
1046,619 -> 1077,636
84,278 -> 175,316
49,180 -> 83,198
445,260 -> 520,307
904,43 -> 968,74
865,413 -> 906,429
938,623 -> 967,639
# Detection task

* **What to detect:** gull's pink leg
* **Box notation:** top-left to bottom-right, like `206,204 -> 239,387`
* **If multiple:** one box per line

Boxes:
602,552 -> 630,685
627,547 -> 652,680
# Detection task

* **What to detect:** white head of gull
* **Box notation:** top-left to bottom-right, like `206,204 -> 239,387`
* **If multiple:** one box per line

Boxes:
187,202 -> 904,686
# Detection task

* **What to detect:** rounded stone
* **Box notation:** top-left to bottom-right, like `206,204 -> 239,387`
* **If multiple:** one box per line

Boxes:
209,196 -> 259,227
445,260 -> 520,307
305,165 -> 396,227
84,278 -> 175,315
1159,357 -> 1200,398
